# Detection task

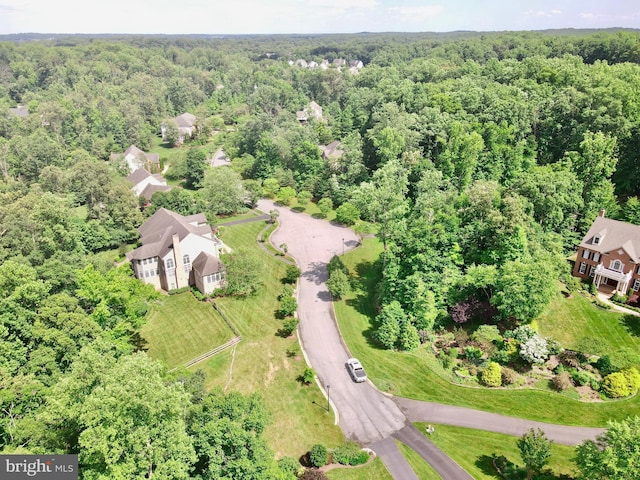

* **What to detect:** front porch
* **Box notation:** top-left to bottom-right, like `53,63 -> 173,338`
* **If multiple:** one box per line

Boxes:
593,263 -> 632,294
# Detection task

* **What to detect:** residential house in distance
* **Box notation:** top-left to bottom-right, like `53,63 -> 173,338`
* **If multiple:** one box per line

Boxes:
161,112 -> 197,144
126,208 -> 226,294
127,168 -> 171,200
9,105 -> 29,118
110,145 -> 160,173
319,141 -> 344,163
572,209 -> 640,295
296,101 -> 323,124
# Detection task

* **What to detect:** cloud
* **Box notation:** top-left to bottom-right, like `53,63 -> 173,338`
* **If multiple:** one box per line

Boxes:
308,0 -> 378,8
524,9 -> 562,17
387,5 -> 444,19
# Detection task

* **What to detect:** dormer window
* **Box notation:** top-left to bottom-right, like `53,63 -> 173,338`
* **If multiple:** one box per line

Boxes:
593,235 -> 600,245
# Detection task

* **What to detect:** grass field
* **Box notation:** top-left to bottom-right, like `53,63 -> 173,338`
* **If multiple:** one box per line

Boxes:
419,423 -> 579,479
537,291 -> 640,367
326,457 -> 393,480
141,292 -> 236,368
396,441 -> 441,479
335,238 -> 640,427
191,220 -> 344,458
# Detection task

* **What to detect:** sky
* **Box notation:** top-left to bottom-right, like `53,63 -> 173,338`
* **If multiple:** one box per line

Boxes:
0,0 -> 637,35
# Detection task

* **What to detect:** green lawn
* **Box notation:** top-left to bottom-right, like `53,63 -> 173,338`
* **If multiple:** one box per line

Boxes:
192,221 -> 344,458
335,238 -> 640,427
396,441 -> 441,479
537,291 -> 640,366
141,292 -> 236,368
326,458 -> 393,480
419,423 -> 579,480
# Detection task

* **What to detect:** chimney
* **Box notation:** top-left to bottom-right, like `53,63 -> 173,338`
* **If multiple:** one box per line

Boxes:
599,208 -> 606,218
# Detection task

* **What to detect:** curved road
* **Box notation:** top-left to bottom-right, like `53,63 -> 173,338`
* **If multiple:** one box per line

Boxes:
257,199 -> 604,479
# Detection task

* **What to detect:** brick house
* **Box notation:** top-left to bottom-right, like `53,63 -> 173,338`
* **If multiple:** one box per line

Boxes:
573,209 -> 640,294
126,208 -> 226,294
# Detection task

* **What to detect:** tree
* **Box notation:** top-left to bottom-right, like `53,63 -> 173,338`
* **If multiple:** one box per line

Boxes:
221,249 -> 263,296
201,166 -> 246,216
162,119 -> 180,146
375,301 -> 406,350
296,190 -> 313,209
187,388 -> 284,480
517,429 -> 552,480
269,209 -> 280,224
277,186 -> 296,206
277,296 -> 298,319
317,197 -> 333,217
283,265 -> 301,284
327,269 -> 350,300
335,202 -> 360,226
575,416 -> 640,479
185,148 -> 207,190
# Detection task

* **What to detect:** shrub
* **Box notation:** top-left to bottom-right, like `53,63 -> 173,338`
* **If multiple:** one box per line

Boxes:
301,367 -> 315,385
331,442 -> 369,466
623,367 -> 640,394
277,296 -> 298,318
317,198 -> 333,217
501,367 -> 519,386
327,255 -> 348,275
472,324 -> 502,345
596,355 -> 618,376
278,285 -> 294,300
491,349 -> 511,365
519,335 -> 549,364
601,372 -> 631,398
278,456 -> 301,477
512,325 -> 537,343
309,444 -> 328,468
300,470 -> 328,480
571,369 -> 594,387
464,345 -> 483,362
283,265 -> 301,284
551,371 -> 573,392
546,338 -> 563,356
281,318 -> 299,337
399,323 -> 420,351
448,347 -> 459,359
481,362 -> 502,387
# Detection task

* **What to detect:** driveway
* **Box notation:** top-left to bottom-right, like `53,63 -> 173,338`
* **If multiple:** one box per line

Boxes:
256,199 -> 606,478
258,199 -> 407,443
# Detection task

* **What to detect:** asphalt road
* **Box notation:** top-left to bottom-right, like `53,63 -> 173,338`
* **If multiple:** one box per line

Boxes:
258,199 -> 407,443
256,199 -> 606,479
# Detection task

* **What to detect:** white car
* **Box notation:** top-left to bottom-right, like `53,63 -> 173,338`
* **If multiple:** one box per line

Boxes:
346,358 -> 367,383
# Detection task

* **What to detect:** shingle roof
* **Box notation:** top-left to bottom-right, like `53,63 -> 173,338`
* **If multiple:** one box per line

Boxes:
579,216 -> 640,263
139,184 -> 172,201
127,168 -> 152,184
126,208 -> 212,261
175,112 -> 196,128
192,251 -> 225,276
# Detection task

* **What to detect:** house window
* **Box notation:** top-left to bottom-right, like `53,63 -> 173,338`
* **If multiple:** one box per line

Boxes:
593,235 -> 601,245
611,260 -> 623,272
183,254 -> 191,273
589,265 -> 596,277
582,250 -> 590,259
145,270 -> 150,278
150,269 -> 155,277
593,252 -> 601,262
579,262 -> 587,274
166,258 -> 174,269
634,279 -> 640,291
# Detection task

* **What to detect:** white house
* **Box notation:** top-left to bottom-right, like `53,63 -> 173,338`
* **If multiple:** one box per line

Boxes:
110,145 -> 160,173
127,168 -> 171,199
126,208 -> 225,293
161,112 -> 197,144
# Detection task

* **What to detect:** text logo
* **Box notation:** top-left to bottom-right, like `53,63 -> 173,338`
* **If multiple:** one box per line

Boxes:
0,455 -> 77,479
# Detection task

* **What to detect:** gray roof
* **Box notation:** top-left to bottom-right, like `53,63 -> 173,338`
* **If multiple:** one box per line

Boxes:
320,141 -> 344,159
9,105 -> 29,117
127,168 -> 152,184
139,184 -> 172,201
579,216 -> 640,263
192,251 -> 225,276
175,112 -> 196,128
126,208 -> 211,261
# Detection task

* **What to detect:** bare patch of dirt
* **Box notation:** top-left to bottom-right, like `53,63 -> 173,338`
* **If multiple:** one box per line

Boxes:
576,385 -> 603,402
